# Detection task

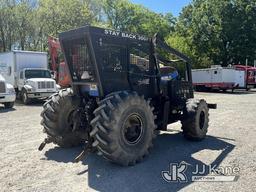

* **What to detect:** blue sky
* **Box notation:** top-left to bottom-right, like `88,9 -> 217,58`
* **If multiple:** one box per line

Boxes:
130,0 -> 191,16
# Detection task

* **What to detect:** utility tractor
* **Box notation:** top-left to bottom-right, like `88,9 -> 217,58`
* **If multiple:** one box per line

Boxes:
39,26 -> 216,166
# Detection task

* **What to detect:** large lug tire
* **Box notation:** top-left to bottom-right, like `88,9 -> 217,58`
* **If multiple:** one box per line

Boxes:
90,91 -> 157,166
181,99 -> 209,141
21,90 -> 31,105
40,88 -> 84,148
4,102 -> 14,109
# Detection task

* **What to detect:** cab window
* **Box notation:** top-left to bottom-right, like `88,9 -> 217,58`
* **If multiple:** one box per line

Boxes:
129,43 -> 150,73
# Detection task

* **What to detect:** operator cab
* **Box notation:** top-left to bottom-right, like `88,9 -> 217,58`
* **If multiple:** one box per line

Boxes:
60,26 -> 193,100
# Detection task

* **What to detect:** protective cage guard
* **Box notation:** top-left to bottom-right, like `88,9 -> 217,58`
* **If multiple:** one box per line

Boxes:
59,25 -> 194,98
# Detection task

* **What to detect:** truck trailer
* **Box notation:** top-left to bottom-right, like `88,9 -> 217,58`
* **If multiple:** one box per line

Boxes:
234,65 -> 256,89
0,50 -> 58,104
192,65 -> 246,91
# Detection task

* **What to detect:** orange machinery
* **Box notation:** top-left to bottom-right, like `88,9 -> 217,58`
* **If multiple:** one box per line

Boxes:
48,36 -> 71,87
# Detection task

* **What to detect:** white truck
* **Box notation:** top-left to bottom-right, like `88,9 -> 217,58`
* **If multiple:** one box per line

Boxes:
0,50 -> 58,104
0,74 -> 16,108
192,65 -> 246,91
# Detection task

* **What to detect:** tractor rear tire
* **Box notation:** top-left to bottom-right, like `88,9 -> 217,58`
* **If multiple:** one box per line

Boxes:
181,99 -> 209,141
90,91 -> 156,166
40,89 -> 83,148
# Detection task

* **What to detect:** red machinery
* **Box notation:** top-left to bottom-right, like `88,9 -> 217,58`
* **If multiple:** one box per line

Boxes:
234,65 -> 256,89
48,36 -> 71,87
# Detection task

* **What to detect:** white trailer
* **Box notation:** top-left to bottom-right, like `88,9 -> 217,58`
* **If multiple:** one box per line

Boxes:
0,50 -> 58,104
192,65 -> 246,91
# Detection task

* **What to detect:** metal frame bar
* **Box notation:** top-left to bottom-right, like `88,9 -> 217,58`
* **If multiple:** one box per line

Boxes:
153,35 -> 193,83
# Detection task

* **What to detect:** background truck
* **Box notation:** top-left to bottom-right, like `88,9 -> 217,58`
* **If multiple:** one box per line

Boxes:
192,65 -> 247,91
0,50 -> 58,104
234,65 -> 256,89
0,74 -> 16,109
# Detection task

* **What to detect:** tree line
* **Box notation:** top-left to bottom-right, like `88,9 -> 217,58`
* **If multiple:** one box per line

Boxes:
0,0 -> 256,68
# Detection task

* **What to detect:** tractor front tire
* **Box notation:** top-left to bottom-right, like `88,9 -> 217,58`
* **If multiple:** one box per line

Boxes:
90,91 -> 156,166
181,99 -> 209,141
40,89 -> 83,148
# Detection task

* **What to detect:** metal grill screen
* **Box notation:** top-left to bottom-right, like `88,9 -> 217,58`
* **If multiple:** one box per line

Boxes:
0,82 -> 6,93
38,81 -> 54,89
64,38 -> 94,81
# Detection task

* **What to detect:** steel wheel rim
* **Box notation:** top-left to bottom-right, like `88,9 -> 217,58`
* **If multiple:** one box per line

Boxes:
122,113 -> 144,145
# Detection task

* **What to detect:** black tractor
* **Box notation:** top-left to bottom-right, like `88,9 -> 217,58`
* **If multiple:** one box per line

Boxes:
39,26 -> 216,166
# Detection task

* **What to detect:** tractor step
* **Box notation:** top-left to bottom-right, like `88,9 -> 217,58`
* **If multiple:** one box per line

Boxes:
207,103 -> 217,109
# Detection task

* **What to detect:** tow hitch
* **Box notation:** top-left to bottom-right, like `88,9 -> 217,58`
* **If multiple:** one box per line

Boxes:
208,103 -> 217,109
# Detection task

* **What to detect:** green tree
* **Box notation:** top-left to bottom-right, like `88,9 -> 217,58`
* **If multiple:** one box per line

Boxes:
102,0 -> 175,38
0,0 -> 17,51
15,0 -> 35,50
0,0 -> 38,51
174,0 -> 256,68
38,0 -> 94,37
34,0 -> 95,50
0,0 -> 175,52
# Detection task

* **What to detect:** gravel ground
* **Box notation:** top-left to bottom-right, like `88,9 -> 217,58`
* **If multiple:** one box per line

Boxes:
0,90 -> 256,192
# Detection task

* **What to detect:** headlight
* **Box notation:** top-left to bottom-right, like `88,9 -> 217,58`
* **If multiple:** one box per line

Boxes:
29,86 -> 36,92
7,87 -> 16,94
6,84 -> 16,94
32,86 -> 36,92
56,84 -> 61,90
24,84 -> 34,92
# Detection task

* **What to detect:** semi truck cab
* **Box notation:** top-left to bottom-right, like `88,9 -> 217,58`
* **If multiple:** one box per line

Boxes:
17,68 -> 59,104
0,74 -> 16,109
0,51 -> 59,105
